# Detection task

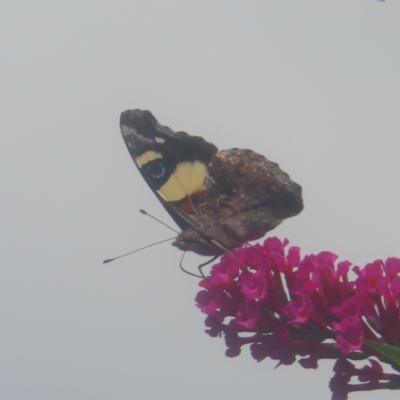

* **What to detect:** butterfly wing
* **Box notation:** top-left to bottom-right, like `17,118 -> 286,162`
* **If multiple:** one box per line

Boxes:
119,109 -> 218,231
119,109 -> 304,256
173,148 -> 303,254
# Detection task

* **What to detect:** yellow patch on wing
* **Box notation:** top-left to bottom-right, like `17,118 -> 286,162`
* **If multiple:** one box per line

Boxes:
135,151 -> 163,168
157,161 -> 207,202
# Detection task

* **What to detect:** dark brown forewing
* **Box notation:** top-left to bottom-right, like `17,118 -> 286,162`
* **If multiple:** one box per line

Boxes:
120,109 -> 218,231
120,109 -> 218,166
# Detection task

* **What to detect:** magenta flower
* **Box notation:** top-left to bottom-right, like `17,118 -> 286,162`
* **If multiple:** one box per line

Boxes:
195,237 -> 400,399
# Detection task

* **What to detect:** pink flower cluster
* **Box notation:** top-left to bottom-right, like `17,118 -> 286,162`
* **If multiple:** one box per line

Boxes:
195,237 -> 400,399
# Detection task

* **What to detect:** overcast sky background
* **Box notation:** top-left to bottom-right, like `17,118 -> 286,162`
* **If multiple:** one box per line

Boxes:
2,1 -> 400,400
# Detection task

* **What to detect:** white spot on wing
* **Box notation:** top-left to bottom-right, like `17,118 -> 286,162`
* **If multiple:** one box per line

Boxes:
155,137 -> 165,144
121,125 -> 138,137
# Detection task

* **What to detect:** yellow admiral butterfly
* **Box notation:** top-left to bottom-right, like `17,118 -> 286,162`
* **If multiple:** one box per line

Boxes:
120,110 -> 303,257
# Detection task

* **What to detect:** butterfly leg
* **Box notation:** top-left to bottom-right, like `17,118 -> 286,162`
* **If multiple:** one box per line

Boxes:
198,255 -> 219,278
179,252 -> 218,279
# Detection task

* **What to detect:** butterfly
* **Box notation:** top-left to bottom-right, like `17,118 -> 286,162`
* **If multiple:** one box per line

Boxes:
120,109 -> 303,258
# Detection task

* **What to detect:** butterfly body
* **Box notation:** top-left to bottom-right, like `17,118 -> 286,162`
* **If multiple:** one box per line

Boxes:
120,110 -> 303,256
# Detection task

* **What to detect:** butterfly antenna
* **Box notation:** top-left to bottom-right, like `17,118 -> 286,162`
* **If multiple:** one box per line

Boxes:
103,237 -> 175,264
140,209 -> 180,234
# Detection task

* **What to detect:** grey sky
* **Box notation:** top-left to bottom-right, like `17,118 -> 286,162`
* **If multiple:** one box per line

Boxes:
2,1 -> 400,399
